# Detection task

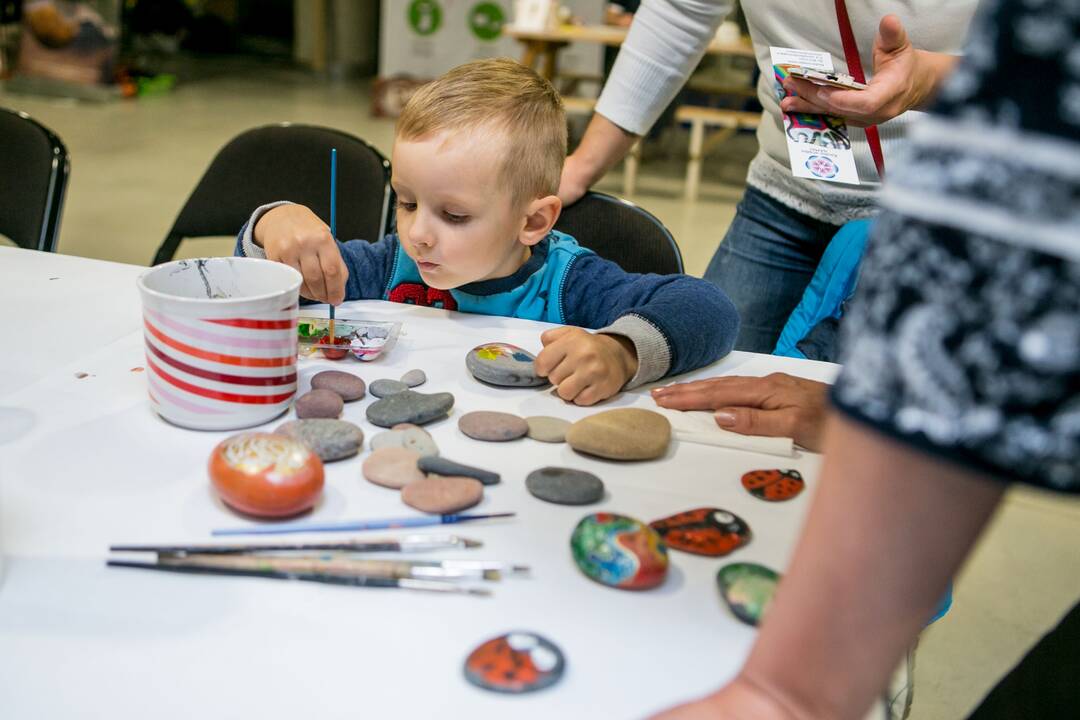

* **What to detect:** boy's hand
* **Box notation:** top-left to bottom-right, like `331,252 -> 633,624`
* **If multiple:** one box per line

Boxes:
535,327 -> 638,406
253,204 -> 348,305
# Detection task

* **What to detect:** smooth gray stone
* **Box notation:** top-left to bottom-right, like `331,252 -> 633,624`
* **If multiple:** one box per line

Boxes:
369,379 -> 409,398
418,456 -> 500,486
366,390 -> 454,428
458,411 -> 529,442
369,428 -> 439,457
465,342 -> 549,388
400,369 -> 426,387
275,419 -> 363,462
525,416 -> 571,443
525,467 -> 604,505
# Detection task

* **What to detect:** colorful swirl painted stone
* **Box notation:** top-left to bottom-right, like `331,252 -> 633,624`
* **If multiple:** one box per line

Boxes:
464,632 -> 565,694
649,507 -> 751,557
716,562 -> 781,627
741,468 -> 805,502
570,512 -> 668,590
465,342 -> 548,387
209,432 -> 324,518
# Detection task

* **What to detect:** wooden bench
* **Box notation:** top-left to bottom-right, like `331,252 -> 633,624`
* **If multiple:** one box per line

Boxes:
674,106 -> 760,201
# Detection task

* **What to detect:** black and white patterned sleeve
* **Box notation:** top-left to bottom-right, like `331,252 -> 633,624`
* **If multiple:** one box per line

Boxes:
830,0 -> 1080,492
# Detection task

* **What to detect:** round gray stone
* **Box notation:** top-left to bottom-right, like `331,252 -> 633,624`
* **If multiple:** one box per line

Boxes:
369,379 -> 409,398
295,388 -> 343,419
458,411 -> 528,442
275,419 -> 363,462
526,416 -> 571,443
526,467 -> 604,505
400,369 -> 426,387
465,342 -> 549,388
310,370 -> 366,402
367,390 -> 454,428
369,427 -> 439,457
418,456 -> 500,486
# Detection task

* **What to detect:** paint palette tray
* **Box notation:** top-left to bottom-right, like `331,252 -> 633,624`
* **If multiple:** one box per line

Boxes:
297,316 -> 402,361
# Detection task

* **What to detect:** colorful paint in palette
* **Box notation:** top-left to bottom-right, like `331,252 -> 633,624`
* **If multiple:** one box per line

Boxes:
464,632 -> 565,694
297,317 -> 402,361
570,512 -> 668,590
649,507 -> 752,557
716,562 -> 781,627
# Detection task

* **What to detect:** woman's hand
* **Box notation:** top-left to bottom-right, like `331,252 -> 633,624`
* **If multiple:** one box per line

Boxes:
651,373 -> 829,451
780,15 -> 958,127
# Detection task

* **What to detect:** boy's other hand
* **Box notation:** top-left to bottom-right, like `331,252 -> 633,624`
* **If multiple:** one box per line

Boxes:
254,204 -> 349,305
535,327 -> 638,406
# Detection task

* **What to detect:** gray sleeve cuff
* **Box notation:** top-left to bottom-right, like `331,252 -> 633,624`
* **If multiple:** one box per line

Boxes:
597,313 -> 671,390
240,201 -> 294,259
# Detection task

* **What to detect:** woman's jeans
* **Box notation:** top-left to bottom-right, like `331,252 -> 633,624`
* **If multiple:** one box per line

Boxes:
704,186 -> 844,354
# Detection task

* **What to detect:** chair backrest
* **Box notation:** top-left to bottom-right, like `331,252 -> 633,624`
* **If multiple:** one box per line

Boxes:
554,191 -> 683,275
152,123 -> 391,265
0,107 -> 69,252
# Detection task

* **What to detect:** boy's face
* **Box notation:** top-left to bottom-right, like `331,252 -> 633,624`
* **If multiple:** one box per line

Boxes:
390,129 -> 534,290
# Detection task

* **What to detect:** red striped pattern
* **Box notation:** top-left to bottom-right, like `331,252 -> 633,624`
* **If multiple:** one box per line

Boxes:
143,305 -> 298,424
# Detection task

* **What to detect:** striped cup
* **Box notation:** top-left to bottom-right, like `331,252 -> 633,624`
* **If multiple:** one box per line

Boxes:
137,258 -> 302,431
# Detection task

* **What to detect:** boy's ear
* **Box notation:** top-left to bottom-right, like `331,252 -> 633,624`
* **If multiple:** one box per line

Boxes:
519,195 -> 562,247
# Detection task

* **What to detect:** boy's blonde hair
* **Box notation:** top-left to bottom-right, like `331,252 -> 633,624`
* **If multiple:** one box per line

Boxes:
396,57 -> 567,206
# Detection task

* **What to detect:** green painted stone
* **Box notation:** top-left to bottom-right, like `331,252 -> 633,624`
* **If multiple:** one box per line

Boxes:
570,512 -> 668,590
716,562 -> 780,627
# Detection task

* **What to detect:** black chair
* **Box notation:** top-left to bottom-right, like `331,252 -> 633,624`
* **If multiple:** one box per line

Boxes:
0,107 -> 70,252
152,123 -> 391,265
554,191 -> 683,275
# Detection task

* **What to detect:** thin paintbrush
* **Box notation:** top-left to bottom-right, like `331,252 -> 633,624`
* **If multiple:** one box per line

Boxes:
328,147 -> 337,338
212,512 -> 516,537
109,534 -> 482,556
107,560 -> 490,596
154,554 -> 509,581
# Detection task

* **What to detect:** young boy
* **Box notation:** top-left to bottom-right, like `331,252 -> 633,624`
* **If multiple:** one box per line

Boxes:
236,58 -> 738,406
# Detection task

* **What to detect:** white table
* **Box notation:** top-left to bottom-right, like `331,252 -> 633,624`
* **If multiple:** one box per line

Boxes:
0,248 -> 839,719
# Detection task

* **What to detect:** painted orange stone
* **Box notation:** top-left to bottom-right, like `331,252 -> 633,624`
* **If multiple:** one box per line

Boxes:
209,432 -> 324,517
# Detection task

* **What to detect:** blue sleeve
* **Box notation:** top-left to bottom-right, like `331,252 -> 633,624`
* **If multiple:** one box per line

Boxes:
234,223 -> 397,302
561,254 -> 740,376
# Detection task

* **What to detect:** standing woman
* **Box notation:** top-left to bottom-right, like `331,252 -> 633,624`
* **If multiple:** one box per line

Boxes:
560,0 -> 978,353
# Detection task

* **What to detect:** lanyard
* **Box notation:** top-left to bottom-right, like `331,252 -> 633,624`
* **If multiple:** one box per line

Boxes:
834,0 -> 886,179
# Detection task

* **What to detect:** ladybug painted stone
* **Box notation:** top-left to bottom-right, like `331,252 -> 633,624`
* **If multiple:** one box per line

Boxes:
717,562 -> 781,627
649,507 -> 752,557
741,468 -> 805,502
570,512 -> 668,590
464,632 -> 565,694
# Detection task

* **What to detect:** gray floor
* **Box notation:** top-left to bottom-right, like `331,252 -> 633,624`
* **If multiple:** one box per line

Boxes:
4,63 -> 1079,719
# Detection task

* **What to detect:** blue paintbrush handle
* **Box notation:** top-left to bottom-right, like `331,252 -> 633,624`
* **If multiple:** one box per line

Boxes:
213,515 -> 439,537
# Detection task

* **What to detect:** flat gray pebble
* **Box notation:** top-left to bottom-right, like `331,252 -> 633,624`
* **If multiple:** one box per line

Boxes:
310,370 -> 365,401
367,390 -> 454,428
526,467 -> 604,505
458,411 -> 528,442
465,342 -> 548,388
369,427 -> 439,457
275,419 -> 363,461
526,416 -> 571,443
418,456 -> 500,486
400,369 -> 426,387
369,379 -> 409,398
295,388 -> 343,419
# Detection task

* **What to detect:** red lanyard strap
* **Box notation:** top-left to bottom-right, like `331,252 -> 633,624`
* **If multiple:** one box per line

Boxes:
835,0 -> 886,179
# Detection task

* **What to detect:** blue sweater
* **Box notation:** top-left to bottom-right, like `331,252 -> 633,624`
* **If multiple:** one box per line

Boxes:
237,221 -> 738,384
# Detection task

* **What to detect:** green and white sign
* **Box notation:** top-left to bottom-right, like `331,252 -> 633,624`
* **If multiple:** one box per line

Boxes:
469,2 -> 505,41
408,0 -> 443,36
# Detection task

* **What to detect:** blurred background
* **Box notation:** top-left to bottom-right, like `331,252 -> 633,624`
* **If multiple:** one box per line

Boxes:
1,3 -> 1078,719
